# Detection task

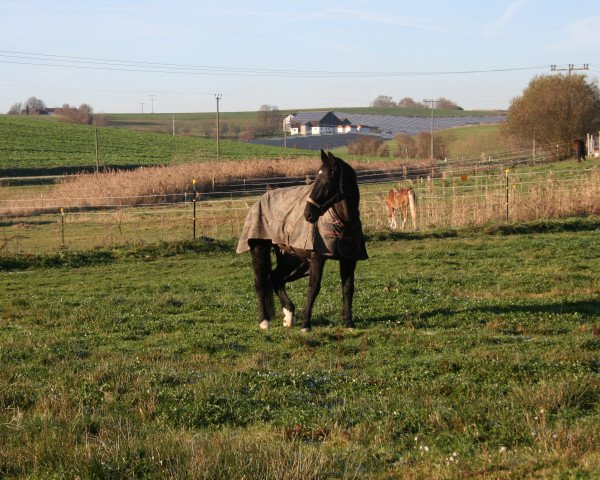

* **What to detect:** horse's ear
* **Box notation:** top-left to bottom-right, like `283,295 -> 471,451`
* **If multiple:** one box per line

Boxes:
327,151 -> 338,167
320,149 -> 328,163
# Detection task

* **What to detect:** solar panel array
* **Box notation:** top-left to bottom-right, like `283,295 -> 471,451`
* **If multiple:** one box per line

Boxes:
248,112 -> 507,150
249,133 -> 370,151
334,112 -> 506,138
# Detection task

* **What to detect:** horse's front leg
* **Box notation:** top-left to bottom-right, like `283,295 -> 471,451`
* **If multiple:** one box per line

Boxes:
301,253 -> 326,331
389,210 -> 397,229
340,258 -> 357,328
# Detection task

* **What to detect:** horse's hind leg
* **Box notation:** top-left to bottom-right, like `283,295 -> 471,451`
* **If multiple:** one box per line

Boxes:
249,240 -> 275,329
400,206 -> 408,230
340,258 -> 357,328
270,252 -> 299,328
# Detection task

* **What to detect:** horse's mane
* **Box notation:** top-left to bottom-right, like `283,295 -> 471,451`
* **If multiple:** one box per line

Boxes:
337,157 -> 359,202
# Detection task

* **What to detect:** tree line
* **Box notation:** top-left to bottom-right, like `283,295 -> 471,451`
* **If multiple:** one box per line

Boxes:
370,95 -> 463,110
8,96 -> 106,125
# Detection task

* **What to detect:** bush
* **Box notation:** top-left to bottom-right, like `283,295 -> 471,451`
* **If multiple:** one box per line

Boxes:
348,136 -> 388,156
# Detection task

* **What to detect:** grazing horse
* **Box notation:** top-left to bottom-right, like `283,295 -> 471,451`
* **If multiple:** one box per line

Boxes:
385,187 -> 417,230
237,150 -> 368,331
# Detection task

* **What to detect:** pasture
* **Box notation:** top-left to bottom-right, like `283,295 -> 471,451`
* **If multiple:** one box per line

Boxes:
1,224 -> 599,479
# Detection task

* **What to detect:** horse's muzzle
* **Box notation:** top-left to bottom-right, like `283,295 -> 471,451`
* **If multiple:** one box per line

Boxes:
304,203 -> 320,223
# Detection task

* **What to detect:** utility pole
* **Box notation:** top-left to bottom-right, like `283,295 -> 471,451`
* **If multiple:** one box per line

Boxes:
551,64 -> 589,75
423,99 -> 435,162
149,94 -> 155,114
140,102 -> 144,114
214,94 -> 222,162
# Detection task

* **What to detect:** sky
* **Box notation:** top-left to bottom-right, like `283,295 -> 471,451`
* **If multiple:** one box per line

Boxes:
0,0 -> 599,114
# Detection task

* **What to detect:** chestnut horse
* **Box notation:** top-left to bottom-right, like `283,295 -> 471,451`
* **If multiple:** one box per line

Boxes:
385,188 -> 417,230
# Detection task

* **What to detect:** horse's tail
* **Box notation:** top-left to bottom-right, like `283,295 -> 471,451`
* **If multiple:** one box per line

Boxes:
408,189 -> 417,229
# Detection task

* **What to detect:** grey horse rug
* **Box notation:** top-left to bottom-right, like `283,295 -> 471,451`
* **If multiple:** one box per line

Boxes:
236,184 -> 367,260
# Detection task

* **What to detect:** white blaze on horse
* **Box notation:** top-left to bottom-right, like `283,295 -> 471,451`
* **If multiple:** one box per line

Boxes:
385,188 -> 417,230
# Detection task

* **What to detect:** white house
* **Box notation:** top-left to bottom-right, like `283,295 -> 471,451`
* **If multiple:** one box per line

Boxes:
286,111 -> 372,136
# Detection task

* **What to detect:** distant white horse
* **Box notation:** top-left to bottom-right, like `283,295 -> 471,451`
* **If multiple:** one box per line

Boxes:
385,188 -> 417,230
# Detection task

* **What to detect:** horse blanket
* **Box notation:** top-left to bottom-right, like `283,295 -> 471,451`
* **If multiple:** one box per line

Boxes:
236,184 -> 367,260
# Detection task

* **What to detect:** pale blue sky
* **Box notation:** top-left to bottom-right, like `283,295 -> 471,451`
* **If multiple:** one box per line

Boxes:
1,0 -> 599,113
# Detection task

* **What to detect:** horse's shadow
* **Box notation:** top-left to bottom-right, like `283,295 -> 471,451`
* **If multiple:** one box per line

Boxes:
365,299 -> 600,325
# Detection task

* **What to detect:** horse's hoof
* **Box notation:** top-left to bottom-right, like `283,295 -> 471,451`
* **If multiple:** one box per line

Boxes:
300,327 -> 311,333
283,308 -> 294,328
259,320 -> 270,330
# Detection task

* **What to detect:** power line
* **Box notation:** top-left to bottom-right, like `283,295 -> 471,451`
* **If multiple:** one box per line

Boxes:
0,50 -> 548,78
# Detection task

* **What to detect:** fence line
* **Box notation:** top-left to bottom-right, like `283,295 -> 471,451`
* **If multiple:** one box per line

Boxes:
3,160 -> 597,208
2,166 -> 599,254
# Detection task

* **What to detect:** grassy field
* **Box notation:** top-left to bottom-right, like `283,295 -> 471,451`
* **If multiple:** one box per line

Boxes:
436,124 -> 506,159
1,222 -> 599,479
0,115 -> 312,176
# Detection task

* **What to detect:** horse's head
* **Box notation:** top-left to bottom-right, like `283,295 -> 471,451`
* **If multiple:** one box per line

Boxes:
304,150 -> 344,223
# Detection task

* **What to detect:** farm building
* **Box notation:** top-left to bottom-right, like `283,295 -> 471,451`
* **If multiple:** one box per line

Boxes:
284,111 -> 371,136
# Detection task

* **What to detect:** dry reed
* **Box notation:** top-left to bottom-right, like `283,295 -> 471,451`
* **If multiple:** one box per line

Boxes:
0,157 -> 427,216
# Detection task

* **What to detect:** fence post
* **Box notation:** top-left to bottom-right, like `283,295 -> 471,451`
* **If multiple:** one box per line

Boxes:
94,128 -> 99,173
505,169 -> 510,221
192,179 -> 197,239
60,208 -> 65,248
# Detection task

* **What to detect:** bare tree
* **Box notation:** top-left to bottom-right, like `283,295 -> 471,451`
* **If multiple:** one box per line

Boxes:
348,136 -> 388,156
503,74 -> 600,158
394,133 -> 418,157
25,96 -> 47,114
397,97 -> 423,108
239,124 -> 256,141
371,95 -> 397,108
416,131 -> 448,159
435,97 -> 463,110
54,103 -> 94,124
256,104 -> 281,136
8,102 -> 22,114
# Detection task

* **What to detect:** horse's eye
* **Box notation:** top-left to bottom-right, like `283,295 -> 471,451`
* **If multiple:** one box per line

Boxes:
318,170 -> 323,175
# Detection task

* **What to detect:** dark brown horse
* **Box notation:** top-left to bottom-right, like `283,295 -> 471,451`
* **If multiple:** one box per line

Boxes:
237,150 -> 367,331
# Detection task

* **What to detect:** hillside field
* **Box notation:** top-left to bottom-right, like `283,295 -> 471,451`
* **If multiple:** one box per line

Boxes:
0,115 -> 313,176
1,224 -> 599,478
0,113 -> 511,179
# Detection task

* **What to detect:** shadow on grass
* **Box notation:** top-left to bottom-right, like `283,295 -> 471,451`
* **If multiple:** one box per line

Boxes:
367,217 -> 600,242
0,237 -> 235,271
361,299 -> 600,327
420,299 -> 600,319
0,220 -> 55,227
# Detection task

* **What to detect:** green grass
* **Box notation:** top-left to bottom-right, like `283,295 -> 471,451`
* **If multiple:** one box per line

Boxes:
1,224 -> 599,478
437,124 -> 506,158
0,115 -> 312,176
